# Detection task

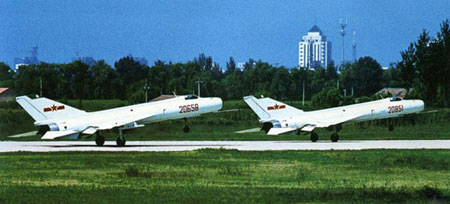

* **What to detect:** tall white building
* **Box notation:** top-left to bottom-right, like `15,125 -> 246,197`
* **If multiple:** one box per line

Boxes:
299,25 -> 332,69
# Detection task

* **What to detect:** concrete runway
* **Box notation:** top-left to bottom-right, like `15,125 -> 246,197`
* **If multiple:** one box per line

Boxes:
1,140 -> 450,152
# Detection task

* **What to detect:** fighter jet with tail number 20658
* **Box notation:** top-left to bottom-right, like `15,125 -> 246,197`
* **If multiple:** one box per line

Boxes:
243,95 -> 424,142
16,94 -> 222,146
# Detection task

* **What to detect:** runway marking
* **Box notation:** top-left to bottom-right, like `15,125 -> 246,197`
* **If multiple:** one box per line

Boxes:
1,140 -> 450,152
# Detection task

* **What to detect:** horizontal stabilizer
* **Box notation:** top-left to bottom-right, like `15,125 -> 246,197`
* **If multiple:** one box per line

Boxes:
8,131 -> 39,138
41,130 -> 79,140
234,128 -> 261,134
267,127 -> 297,135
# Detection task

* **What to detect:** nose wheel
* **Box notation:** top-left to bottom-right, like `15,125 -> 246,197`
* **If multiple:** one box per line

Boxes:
388,119 -> 394,131
183,118 -> 190,133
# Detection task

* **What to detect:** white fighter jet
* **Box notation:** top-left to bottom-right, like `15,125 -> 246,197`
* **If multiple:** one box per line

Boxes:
16,94 -> 222,146
244,95 -> 424,142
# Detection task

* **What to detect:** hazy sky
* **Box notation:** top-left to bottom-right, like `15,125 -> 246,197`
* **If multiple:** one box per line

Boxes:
1,0 -> 449,68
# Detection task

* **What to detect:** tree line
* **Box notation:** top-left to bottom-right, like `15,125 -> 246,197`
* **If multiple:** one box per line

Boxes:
0,20 -> 448,108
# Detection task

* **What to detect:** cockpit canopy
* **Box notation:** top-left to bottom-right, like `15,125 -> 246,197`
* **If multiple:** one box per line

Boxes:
390,97 -> 402,102
390,90 -> 403,102
185,94 -> 199,100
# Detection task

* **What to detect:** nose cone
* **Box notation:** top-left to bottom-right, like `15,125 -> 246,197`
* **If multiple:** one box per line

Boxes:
407,99 -> 424,113
416,100 -> 425,112
213,97 -> 223,111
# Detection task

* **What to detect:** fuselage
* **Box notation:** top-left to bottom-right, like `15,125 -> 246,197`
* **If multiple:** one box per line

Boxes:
275,98 -> 424,129
36,95 -> 223,133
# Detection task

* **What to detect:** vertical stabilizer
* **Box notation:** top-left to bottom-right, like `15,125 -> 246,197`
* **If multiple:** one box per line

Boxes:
243,96 -> 303,120
16,96 -> 86,121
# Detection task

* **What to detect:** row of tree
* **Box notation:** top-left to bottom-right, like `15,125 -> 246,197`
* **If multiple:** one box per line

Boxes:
396,20 -> 450,107
0,20 -> 448,108
0,56 -> 383,100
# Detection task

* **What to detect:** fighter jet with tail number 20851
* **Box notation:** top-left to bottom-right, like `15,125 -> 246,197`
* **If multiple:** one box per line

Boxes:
16,94 -> 222,146
244,95 -> 424,142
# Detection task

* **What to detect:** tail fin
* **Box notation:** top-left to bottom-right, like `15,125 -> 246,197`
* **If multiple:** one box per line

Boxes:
16,96 -> 86,121
243,96 -> 303,121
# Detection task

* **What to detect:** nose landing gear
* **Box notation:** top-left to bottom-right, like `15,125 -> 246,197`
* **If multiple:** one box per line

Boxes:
388,119 -> 394,131
183,118 -> 190,133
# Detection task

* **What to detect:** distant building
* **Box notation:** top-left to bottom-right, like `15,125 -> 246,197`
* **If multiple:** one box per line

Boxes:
299,25 -> 332,69
237,62 -> 245,71
237,62 -> 256,71
0,88 -> 16,102
14,45 -> 40,71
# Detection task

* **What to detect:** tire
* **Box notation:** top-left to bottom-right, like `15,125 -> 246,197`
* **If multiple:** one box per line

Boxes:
95,135 -> 105,146
331,133 -> 339,142
183,125 -> 190,133
116,137 -> 126,147
310,132 -> 319,142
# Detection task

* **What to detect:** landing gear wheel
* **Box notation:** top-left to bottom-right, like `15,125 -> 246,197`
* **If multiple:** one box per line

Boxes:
95,135 -> 105,146
331,133 -> 339,142
183,125 -> 190,133
310,132 -> 319,142
388,119 -> 394,131
183,118 -> 190,133
116,137 -> 126,147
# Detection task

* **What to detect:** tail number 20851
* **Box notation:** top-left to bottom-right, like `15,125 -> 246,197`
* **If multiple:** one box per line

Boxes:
179,104 -> 199,113
388,105 -> 404,114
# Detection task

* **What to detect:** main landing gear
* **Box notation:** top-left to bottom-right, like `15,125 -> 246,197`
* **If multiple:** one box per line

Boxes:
95,132 -> 105,146
183,118 -> 190,133
388,118 -> 394,131
95,130 -> 126,147
330,132 -> 339,142
309,124 -> 342,142
310,132 -> 319,142
116,129 -> 126,147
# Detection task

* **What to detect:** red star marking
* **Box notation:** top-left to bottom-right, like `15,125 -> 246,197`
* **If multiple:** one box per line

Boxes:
51,105 -> 58,111
267,104 -> 286,111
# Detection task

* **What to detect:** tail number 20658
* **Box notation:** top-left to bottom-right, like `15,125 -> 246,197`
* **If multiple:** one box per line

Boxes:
388,105 -> 404,114
179,104 -> 199,113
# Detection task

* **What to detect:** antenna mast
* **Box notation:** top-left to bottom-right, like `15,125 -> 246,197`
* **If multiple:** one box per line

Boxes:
352,31 -> 357,62
339,19 -> 347,65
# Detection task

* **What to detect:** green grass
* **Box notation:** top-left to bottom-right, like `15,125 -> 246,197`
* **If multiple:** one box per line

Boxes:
1,150 -> 449,203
